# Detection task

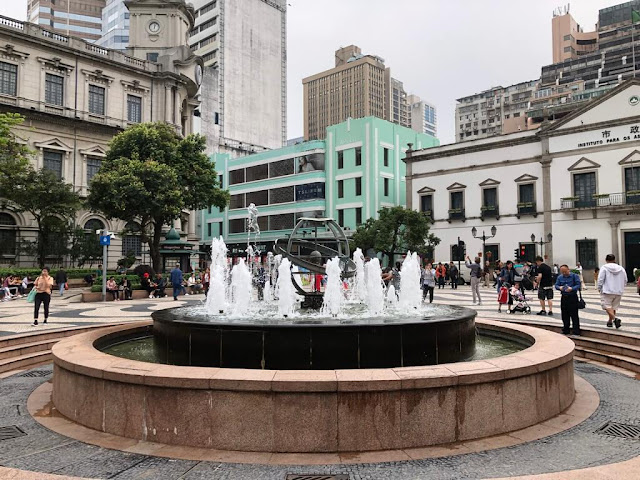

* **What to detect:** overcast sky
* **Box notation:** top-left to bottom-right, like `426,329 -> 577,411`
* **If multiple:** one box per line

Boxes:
2,0 -> 624,144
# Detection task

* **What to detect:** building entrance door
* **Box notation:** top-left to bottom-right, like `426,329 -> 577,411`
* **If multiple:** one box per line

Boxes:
624,231 -> 640,282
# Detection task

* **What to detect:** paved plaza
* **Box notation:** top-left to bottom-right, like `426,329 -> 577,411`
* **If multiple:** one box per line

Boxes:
0,286 -> 639,480
1,284 -> 639,336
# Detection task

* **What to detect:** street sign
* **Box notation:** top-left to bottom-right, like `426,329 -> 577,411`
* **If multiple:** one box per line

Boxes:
100,235 -> 111,246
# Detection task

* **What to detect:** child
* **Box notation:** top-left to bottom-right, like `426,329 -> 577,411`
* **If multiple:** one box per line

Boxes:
498,282 -> 510,313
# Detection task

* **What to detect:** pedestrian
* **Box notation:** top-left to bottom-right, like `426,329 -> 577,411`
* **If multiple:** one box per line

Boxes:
493,260 -> 503,288
552,263 -> 559,282
392,261 -> 402,296
32,267 -> 53,326
499,261 -> 515,291
106,277 -> 119,301
483,261 -> 491,288
256,267 -> 266,300
597,254 -> 627,329
203,267 -> 210,297
119,276 -> 132,300
593,267 -> 599,289
555,264 -> 582,336
170,262 -> 184,301
465,255 -> 483,305
421,262 -> 436,303
449,261 -> 459,289
576,261 -> 586,290
435,263 -> 446,289
534,256 -> 554,316
55,268 -> 67,296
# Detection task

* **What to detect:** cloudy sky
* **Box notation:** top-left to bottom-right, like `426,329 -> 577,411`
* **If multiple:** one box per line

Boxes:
2,0 -> 622,144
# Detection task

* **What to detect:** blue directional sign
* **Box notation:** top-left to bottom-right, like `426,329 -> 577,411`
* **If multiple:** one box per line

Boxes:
99,235 -> 111,246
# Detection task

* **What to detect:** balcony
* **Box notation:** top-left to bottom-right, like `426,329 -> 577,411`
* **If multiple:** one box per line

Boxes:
480,205 -> 499,220
560,192 -> 640,210
448,208 -> 466,222
421,210 -> 433,222
517,202 -> 537,218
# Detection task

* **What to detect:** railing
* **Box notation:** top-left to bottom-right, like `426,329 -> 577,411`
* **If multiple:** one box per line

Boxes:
561,192 -> 640,209
481,205 -> 499,219
0,15 -> 158,73
448,208 -> 465,221
517,202 -> 537,216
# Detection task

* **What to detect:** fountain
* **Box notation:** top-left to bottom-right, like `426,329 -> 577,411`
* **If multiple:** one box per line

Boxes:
50,216 -> 576,455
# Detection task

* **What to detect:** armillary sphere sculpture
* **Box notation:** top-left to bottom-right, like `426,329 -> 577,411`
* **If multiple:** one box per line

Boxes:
273,217 -> 357,308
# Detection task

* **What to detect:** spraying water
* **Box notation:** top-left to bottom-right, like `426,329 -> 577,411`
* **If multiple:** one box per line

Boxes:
398,251 -> 422,312
230,258 -> 252,316
322,257 -> 344,317
205,236 -> 228,314
365,257 -> 385,315
351,248 -> 366,303
386,285 -> 398,305
275,257 -> 296,317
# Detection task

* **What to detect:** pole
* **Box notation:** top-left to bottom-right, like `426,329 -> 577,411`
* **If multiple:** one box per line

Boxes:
633,22 -> 637,79
457,236 -> 461,276
102,229 -> 107,302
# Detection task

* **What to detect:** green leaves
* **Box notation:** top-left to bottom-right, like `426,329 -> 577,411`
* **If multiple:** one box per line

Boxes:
351,206 -> 440,264
88,122 -> 229,271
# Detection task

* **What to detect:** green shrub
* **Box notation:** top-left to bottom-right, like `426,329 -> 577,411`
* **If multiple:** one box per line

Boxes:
90,283 -> 142,293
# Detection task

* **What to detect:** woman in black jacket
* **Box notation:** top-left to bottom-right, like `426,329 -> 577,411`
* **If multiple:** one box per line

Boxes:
119,276 -> 133,300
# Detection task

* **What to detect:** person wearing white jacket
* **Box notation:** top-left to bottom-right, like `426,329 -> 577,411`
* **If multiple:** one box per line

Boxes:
597,254 -> 628,329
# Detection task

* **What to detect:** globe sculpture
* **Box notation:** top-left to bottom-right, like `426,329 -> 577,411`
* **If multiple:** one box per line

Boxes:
273,217 -> 357,308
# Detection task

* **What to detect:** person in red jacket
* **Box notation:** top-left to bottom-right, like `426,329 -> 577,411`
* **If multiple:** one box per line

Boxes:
435,263 -> 446,289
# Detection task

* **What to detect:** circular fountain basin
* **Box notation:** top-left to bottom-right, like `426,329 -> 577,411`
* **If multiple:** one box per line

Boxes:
51,319 -> 575,454
149,305 -> 477,369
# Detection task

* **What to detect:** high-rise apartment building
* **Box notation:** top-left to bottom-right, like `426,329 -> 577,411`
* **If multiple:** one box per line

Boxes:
96,0 -> 129,50
194,0 -> 287,154
408,95 -> 437,137
455,80 -> 538,142
303,45 -> 437,141
551,6 -> 598,63
27,0 -> 105,42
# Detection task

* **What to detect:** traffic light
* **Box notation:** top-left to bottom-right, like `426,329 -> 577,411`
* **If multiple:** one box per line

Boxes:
520,246 -> 526,259
452,244 -> 459,259
514,248 -> 519,261
458,240 -> 466,257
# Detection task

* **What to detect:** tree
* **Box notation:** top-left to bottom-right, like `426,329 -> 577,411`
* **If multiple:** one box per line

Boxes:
5,168 -> 81,267
0,113 -> 33,194
88,122 -> 229,272
350,206 -> 440,265
69,227 -> 103,267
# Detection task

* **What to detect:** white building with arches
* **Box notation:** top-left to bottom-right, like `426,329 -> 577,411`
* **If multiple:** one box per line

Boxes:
0,0 -> 203,269
406,80 -> 640,282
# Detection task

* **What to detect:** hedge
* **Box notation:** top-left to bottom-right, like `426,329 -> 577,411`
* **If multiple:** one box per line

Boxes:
0,268 -> 139,280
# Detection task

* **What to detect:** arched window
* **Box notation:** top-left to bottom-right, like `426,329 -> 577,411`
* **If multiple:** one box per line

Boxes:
122,221 -> 141,256
0,213 -> 17,256
84,219 -> 105,234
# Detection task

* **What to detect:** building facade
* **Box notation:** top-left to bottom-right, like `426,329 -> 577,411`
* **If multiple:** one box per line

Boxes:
0,0 -> 203,269
302,45 -> 436,141
200,116 -> 438,256
455,80 -> 539,142
27,0 -> 106,42
407,80 -> 640,281
551,7 -> 598,63
96,0 -> 129,50
408,95 -> 437,137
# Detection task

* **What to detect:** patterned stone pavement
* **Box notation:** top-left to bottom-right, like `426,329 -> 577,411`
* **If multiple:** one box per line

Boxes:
1,284 -> 638,335
0,362 -> 637,479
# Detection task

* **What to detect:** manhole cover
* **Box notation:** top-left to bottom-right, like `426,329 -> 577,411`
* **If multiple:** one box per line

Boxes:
18,370 -> 51,378
286,476 -> 349,480
0,425 -> 27,441
595,421 -> 640,440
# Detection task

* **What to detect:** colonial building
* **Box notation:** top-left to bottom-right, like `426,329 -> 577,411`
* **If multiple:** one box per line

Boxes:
200,116 -> 438,258
407,80 -> 640,281
0,0 -> 203,269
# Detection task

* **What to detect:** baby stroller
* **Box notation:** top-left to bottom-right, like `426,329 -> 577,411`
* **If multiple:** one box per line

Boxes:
509,288 -> 531,314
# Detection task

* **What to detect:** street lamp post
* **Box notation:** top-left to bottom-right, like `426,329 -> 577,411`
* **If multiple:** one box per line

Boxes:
531,233 -> 553,258
471,225 -> 497,262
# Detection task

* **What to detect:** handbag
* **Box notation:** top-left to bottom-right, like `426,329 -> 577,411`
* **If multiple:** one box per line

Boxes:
64,282 -> 69,290
577,290 -> 586,309
27,288 -> 37,303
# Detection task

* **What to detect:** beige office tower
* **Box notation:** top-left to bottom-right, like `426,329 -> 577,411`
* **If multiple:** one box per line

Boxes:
551,7 -> 598,63
27,0 -> 106,42
303,45 -> 390,140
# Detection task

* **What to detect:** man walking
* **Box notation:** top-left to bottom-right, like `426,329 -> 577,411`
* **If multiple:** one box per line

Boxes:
55,268 -> 67,296
465,256 -> 483,305
534,256 -> 554,316
170,262 -> 184,301
597,254 -> 627,329
555,264 -> 581,336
